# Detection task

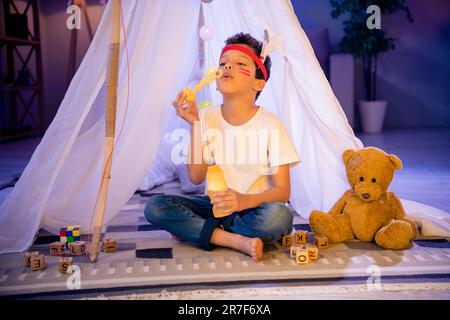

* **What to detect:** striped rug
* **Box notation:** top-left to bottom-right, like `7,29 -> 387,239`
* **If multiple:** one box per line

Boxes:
1,182 -> 449,299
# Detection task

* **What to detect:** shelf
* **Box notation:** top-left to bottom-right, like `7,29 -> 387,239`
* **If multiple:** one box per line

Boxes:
0,128 -> 40,143
0,0 -> 45,144
0,85 -> 41,91
0,35 -> 39,46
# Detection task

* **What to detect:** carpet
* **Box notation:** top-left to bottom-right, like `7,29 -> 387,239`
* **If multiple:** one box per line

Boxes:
1,181 -> 449,299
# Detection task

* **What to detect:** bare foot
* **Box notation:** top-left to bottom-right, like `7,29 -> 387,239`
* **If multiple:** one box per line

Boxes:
209,229 -> 264,262
236,235 -> 264,262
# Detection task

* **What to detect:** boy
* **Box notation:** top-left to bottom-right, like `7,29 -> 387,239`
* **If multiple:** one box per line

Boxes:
145,33 -> 300,262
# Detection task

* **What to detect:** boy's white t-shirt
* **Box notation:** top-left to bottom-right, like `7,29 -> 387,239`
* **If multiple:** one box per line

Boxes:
198,105 -> 300,195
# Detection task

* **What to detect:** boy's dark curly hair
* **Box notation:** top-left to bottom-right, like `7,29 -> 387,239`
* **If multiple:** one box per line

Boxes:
224,32 -> 272,100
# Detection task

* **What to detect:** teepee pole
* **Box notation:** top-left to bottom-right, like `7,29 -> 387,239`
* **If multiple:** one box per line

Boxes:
90,0 -> 121,263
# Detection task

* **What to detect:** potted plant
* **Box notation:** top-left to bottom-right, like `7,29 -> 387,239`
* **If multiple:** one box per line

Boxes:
330,0 -> 413,133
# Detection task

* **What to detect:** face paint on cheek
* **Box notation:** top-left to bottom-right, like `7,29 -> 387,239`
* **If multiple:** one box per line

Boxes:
238,67 -> 251,77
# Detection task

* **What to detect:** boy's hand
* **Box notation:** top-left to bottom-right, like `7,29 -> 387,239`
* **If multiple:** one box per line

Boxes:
172,91 -> 199,126
211,189 -> 247,215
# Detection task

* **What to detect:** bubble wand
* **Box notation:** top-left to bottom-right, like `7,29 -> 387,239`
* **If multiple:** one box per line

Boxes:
183,67 -> 222,103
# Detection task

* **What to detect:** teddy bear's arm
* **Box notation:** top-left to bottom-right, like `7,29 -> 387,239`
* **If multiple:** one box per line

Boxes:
329,190 -> 352,217
389,192 -> 418,240
388,192 -> 406,220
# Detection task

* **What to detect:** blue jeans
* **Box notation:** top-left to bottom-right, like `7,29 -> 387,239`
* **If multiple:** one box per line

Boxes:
144,194 -> 293,251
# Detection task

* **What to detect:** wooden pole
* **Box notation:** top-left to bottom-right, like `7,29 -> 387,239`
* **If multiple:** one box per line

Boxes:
90,0 -> 121,262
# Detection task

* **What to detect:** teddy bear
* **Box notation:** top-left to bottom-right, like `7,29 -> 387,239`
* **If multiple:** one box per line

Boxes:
309,147 -> 418,250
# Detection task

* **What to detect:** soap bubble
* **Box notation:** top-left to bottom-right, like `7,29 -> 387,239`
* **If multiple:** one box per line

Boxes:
200,24 -> 214,41
199,100 -> 213,110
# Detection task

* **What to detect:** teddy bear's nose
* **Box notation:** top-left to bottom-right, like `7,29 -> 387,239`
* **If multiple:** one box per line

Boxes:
362,193 -> 370,199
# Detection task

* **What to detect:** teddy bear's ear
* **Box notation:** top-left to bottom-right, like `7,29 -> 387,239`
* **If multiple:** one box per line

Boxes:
388,154 -> 403,170
343,149 -> 356,164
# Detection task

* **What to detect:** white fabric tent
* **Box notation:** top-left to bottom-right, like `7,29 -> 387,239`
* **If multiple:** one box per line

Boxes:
0,0 -> 448,254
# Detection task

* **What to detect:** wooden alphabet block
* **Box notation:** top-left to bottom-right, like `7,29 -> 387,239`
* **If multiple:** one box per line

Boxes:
295,248 -> 309,265
30,254 -> 46,271
69,241 -> 86,256
25,251 -> 39,267
49,241 -> 66,256
290,245 -> 304,259
281,234 -> 293,247
314,235 -> 328,249
294,231 -> 309,244
305,244 -> 319,260
102,239 -> 117,253
58,257 -> 73,273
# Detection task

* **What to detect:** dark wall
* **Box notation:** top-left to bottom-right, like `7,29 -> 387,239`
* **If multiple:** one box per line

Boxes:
34,1 -> 450,129
39,0 -> 104,127
291,0 -> 450,128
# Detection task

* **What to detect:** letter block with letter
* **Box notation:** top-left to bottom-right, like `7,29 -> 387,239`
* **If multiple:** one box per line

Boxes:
102,239 -> 117,253
30,254 -> 46,271
294,230 -> 309,244
295,248 -> 309,265
281,234 -> 293,247
69,241 -> 86,256
314,235 -> 329,249
49,241 -> 66,256
59,257 -> 73,273
25,251 -> 39,267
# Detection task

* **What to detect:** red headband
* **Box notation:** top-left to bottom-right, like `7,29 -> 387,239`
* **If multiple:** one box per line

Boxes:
220,44 -> 268,81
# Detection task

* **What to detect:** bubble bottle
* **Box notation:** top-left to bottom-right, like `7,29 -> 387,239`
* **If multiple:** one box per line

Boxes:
206,164 -> 230,218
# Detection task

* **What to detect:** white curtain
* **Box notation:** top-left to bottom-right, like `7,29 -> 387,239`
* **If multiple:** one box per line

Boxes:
0,0 -> 201,253
202,0 -> 364,215
0,0 -> 447,254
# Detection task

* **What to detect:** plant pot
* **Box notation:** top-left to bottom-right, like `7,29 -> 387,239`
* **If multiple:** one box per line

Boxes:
358,100 -> 387,133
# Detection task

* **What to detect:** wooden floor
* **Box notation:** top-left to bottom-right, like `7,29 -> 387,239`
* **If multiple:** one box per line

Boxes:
357,129 -> 450,213
1,128 -> 449,213
0,129 -> 449,300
